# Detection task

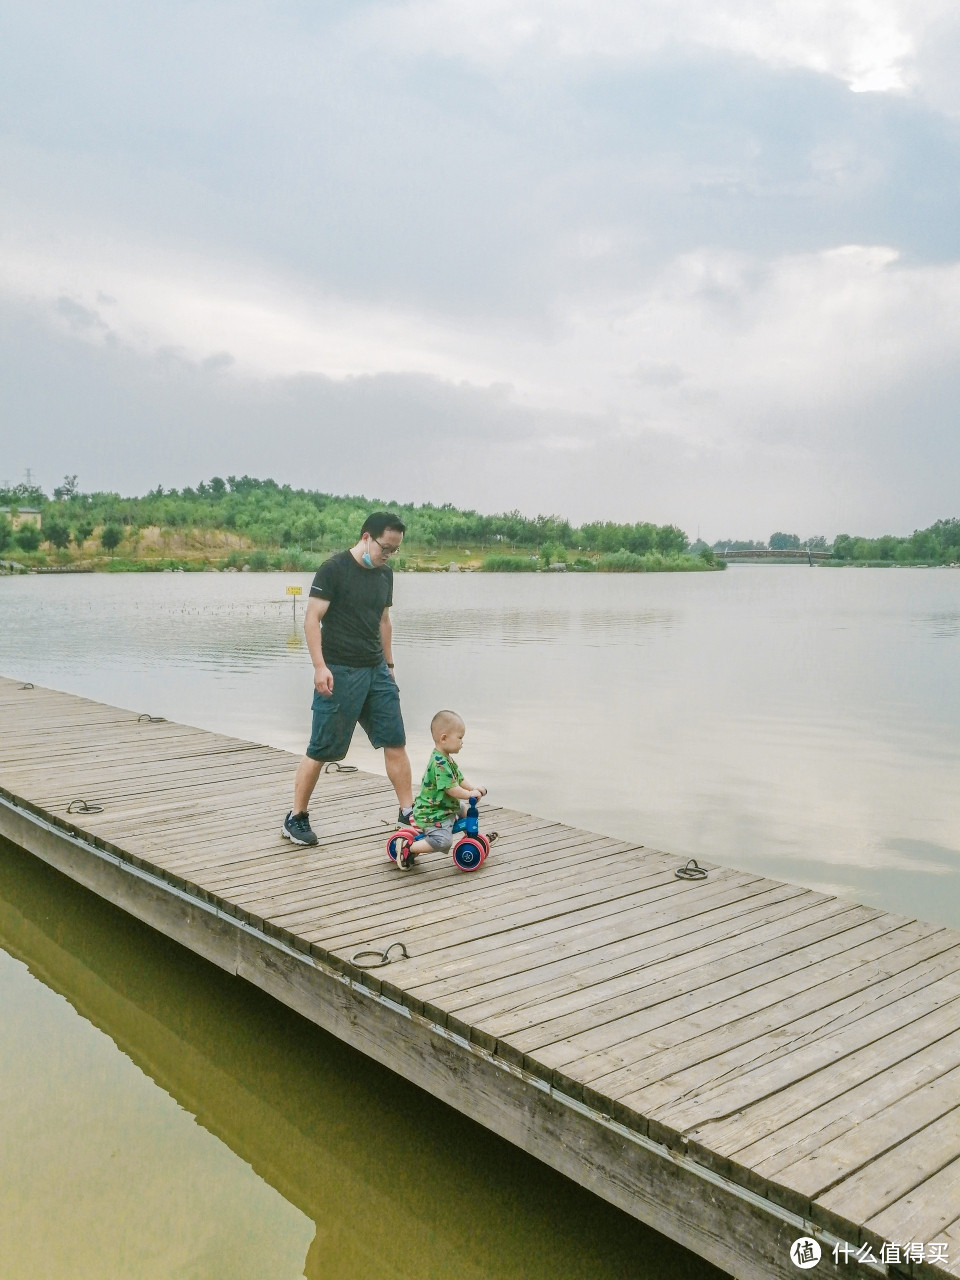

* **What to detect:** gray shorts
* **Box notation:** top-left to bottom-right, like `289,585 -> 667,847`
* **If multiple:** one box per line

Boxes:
418,818 -> 456,852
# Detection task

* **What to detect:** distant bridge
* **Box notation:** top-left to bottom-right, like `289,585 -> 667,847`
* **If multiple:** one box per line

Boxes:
717,548 -> 833,563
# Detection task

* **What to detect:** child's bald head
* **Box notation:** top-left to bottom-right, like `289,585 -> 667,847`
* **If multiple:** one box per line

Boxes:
430,709 -> 464,741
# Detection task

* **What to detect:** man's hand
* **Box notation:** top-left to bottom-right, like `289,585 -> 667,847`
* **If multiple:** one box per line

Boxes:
314,664 -> 334,695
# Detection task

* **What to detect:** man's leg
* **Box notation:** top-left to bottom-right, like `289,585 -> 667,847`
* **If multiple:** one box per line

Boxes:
294,754 -> 324,814
286,666 -> 362,845
283,754 -> 325,844
360,663 -> 413,813
383,744 -> 413,810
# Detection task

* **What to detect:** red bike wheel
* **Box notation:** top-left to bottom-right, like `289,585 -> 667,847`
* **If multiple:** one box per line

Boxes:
452,836 -> 487,871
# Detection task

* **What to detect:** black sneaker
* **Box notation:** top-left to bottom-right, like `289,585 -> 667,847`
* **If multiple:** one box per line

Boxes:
398,807 -> 415,825
282,810 -> 318,846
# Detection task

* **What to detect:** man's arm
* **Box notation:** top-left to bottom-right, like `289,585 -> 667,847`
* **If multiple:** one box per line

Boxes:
380,608 -> 395,678
304,596 -> 333,693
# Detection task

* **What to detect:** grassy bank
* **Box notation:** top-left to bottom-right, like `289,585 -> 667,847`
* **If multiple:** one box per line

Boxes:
0,526 -> 723,574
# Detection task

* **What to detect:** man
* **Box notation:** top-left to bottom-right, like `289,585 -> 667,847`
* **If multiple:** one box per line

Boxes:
282,512 -> 414,846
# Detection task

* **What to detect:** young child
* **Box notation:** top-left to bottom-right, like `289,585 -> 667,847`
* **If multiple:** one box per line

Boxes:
396,709 -> 486,870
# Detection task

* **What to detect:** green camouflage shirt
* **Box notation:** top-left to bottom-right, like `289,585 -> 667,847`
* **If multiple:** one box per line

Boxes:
413,750 -> 464,826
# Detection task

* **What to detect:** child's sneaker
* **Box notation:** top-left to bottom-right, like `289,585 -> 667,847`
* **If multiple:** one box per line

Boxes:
395,836 -> 412,870
282,810 -> 318,846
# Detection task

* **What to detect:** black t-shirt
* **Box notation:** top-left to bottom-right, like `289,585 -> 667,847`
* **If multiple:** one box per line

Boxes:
309,551 -> 393,668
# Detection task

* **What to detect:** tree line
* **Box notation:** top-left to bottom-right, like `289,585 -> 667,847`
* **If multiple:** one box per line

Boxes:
2,476 -> 957,566
0,475 -> 690,559
710,525 -> 960,563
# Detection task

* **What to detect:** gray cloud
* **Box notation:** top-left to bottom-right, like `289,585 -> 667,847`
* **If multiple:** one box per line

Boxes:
3,291 -> 958,539
1,2 -> 959,535
54,297 -> 108,332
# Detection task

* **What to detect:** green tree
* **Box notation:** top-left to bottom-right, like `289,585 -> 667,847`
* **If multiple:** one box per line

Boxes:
100,523 -> 123,551
656,524 -> 688,555
769,532 -> 801,550
15,524 -> 41,552
74,521 -> 94,546
0,515 -> 12,553
45,519 -> 71,549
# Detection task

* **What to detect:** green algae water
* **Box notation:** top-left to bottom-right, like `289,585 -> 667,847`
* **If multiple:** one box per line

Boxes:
2,566 -> 959,1276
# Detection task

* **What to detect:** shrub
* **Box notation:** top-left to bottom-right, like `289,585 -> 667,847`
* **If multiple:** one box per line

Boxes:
0,516 -> 12,553
597,549 -> 647,572
481,554 -> 537,572
100,523 -> 123,551
597,549 -> 715,572
569,557 -> 596,571
247,550 -> 270,571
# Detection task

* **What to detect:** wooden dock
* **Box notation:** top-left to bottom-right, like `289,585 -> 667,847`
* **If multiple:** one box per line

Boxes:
2,675 -> 959,1280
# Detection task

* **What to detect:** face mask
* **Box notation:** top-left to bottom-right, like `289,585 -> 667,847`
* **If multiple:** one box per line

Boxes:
362,552 -> 374,568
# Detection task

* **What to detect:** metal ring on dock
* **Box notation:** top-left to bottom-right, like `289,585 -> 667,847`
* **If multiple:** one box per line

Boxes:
351,940 -> 409,969
18,682 -> 34,690
323,761 -> 358,773
67,799 -> 105,814
137,713 -> 166,723
675,858 -> 708,880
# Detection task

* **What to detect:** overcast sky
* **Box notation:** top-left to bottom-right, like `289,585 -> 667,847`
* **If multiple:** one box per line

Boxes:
2,0 -> 959,539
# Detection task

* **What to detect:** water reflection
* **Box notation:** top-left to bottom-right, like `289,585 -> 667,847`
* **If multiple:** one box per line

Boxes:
0,840 -> 726,1280
399,606 -> 678,647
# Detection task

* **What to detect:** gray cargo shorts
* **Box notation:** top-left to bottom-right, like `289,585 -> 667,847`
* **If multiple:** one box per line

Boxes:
306,661 -> 405,761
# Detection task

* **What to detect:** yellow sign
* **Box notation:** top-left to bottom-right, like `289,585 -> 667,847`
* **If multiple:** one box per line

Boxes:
286,585 -> 302,596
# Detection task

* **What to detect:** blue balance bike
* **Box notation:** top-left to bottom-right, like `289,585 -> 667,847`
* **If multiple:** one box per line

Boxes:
387,796 -> 493,872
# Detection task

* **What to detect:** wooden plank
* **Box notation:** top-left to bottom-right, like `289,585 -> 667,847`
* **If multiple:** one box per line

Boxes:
467,903 -> 886,1044
169,808 -> 548,885
398,872 -> 784,981
844,1148 -> 960,1253
192,809 -> 548,893
247,836 -> 653,928
721,1028 -> 960,1188
0,753 -> 286,804
404,883 -> 817,1012
683,1014 -> 960,1193
389,874 -> 781,1010
301,861 -> 746,958
487,910 -> 912,1074
637,979 -> 960,1144
921,1219 -> 960,1280
774,1066 -> 960,1207
240,824 -> 648,922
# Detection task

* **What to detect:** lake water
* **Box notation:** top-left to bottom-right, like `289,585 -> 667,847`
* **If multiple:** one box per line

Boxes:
2,566 -> 959,1278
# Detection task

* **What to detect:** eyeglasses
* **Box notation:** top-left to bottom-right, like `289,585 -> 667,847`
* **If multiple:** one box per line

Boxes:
373,538 -> 401,557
